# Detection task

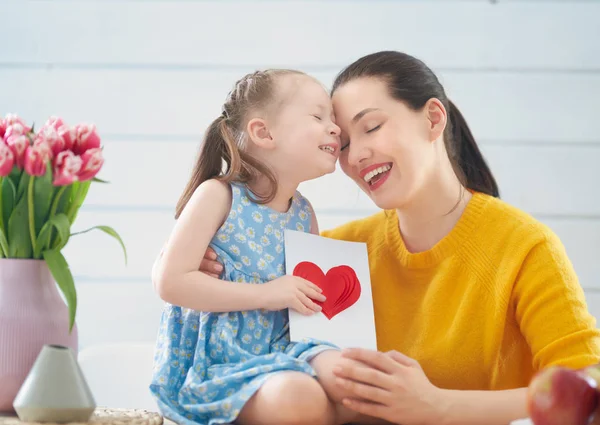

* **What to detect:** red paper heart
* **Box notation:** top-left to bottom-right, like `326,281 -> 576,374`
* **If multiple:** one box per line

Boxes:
292,261 -> 361,320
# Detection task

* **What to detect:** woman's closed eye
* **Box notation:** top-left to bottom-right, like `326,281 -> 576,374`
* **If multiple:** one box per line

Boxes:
366,124 -> 381,133
340,123 -> 381,151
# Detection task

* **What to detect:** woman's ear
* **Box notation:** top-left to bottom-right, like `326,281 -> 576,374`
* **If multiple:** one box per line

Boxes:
246,118 -> 276,149
425,98 -> 447,143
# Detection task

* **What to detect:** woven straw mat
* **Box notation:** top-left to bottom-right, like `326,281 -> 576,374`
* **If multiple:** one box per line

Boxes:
0,407 -> 163,425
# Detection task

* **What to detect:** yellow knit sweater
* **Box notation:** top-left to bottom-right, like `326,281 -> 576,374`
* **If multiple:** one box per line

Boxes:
321,192 -> 600,390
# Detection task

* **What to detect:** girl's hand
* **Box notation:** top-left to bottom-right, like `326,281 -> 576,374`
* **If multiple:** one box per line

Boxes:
261,275 -> 326,316
198,247 -> 223,278
333,348 -> 444,425
197,246 -> 324,315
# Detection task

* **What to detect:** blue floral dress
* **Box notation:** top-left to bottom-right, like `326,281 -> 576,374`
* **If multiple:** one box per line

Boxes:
150,183 -> 337,425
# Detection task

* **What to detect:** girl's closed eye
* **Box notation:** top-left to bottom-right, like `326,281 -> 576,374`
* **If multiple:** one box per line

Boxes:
313,115 -> 322,121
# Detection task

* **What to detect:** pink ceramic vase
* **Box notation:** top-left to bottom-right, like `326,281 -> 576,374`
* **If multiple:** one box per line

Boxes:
0,259 -> 78,412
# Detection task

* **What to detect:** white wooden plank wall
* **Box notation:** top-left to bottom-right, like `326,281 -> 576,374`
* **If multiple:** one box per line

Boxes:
1,0 -> 599,350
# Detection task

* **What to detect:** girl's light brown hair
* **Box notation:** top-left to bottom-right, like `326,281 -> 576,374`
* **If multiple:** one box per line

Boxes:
175,69 -> 306,219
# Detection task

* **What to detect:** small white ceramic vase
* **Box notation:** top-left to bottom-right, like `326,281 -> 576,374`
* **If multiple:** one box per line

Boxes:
13,344 -> 96,423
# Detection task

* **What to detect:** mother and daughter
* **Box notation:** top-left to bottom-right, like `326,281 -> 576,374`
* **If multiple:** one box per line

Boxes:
150,50 -> 600,425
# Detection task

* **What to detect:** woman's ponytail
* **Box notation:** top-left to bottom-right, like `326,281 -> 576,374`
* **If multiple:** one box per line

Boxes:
447,101 -> 499,198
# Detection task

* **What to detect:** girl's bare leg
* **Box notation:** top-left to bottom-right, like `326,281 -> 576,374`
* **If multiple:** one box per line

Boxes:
310,350 -> 392,425
235,352 -> 390,425
236,371 -> 337,425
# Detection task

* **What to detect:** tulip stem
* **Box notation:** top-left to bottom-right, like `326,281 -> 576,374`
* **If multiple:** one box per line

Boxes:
50,186 -> 67,217
47,185 -> 67,248
0,176 -> 6,257
52,183 -> 83,250
66,182 -> 86,224
0,176 -> 4,236
27,176 -> 37,257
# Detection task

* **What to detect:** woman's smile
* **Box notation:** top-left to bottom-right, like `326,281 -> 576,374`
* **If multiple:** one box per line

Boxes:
359,162 -> 393,191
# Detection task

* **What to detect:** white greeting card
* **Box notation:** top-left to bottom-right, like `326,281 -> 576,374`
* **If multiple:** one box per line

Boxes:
284,229 -> 377,349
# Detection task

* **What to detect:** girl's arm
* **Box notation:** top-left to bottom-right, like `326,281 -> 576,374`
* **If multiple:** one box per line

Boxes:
153,179 -> 267,312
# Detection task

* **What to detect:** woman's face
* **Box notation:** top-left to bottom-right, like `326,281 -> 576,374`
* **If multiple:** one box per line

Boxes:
332,77 -> 444,210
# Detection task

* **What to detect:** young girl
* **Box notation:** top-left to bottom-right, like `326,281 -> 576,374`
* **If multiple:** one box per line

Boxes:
150,70 -> 370,425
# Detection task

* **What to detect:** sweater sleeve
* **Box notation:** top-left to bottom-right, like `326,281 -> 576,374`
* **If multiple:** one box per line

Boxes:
512,233 -> 600,371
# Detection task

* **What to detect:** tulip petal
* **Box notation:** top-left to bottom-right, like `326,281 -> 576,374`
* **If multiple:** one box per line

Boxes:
0,142 -> 14,177
52,150 -> 82,186
78,148 -> 103,181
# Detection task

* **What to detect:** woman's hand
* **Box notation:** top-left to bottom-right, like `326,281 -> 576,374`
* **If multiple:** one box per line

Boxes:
332,348 -> 444,425
198,247 -> 223,278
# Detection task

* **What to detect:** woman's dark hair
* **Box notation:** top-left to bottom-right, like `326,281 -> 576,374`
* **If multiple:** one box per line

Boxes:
175,69 -> 305,219
331,51 -> 499,198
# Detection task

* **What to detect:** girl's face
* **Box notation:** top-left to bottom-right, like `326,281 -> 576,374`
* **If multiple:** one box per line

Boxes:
267,76 -> 341,183
332,77 -> 444,210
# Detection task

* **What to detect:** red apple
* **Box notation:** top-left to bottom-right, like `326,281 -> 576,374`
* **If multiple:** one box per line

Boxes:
577,365 -> 600,425
528,365 -> 598,425
579,364 -> 600,385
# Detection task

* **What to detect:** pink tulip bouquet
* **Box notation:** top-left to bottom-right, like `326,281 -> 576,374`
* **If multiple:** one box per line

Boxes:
0,113 -> 126,331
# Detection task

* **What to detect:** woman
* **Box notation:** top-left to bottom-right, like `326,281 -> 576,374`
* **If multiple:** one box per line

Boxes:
198,51 -> 600,425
